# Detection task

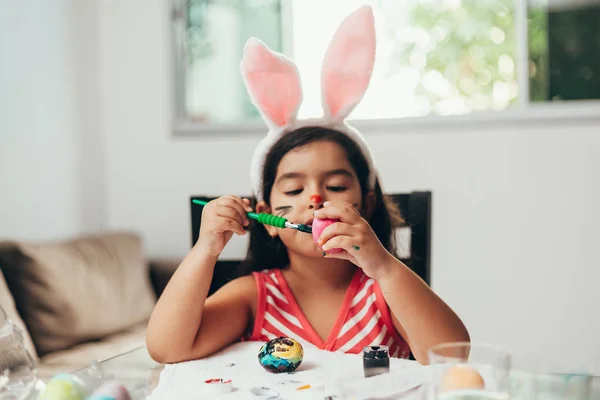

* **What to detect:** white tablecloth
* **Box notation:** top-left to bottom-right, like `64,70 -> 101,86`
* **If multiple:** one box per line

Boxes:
146,341 -> 430,399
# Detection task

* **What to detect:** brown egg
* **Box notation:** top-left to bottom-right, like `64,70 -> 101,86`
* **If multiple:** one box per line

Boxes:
441,364 -> 485,392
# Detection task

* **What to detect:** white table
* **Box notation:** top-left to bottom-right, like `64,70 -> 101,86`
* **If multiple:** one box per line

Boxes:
84,343 -> 600,399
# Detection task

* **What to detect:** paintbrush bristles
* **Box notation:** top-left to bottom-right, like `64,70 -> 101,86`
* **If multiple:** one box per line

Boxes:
295,224 -> 313,234
284,221 -> 313,234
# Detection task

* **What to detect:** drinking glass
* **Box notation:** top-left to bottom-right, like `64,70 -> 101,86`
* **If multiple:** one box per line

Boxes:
510,368 -> 592,400
426,342 -> 511,400
0,306 -> 45,400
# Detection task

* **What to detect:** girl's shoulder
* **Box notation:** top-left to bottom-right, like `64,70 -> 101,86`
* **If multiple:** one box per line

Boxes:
215,273 -> 257,300
213,273 -> 259,311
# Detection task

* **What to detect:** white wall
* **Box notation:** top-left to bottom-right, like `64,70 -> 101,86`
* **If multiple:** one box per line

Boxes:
0,0 -> 78,240
0,0 -> 105,240
70,0 -> 107,233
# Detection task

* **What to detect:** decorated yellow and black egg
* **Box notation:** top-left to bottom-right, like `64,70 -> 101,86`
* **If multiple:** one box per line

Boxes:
258,337 -> 304,373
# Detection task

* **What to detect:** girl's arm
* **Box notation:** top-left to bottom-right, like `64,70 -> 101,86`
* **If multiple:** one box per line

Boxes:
375,259 -> 470,364
315,201 -> 469,364
146,247 -> 255,363
146,195 -> 256,363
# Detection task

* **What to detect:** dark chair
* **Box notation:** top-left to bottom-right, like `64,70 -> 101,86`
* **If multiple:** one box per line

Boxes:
190,192 -> 432,295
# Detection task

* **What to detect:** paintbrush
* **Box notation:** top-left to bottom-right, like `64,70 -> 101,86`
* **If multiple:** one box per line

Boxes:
192,199 -> 312,234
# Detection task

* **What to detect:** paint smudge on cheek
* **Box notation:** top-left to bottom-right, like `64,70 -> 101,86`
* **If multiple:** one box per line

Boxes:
274,205 -> 293,216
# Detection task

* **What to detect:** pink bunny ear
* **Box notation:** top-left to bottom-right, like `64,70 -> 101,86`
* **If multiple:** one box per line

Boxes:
241,38 -> 303,129
321,6 -> 376,122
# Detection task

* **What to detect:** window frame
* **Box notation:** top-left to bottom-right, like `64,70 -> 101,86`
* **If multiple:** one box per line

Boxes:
171,0 -> 600,136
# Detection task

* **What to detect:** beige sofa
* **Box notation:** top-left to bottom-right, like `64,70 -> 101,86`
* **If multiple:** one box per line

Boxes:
0,232 -> 179,381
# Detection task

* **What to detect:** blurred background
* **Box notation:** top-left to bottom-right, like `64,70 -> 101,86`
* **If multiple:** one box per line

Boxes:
1,0 -> 599,376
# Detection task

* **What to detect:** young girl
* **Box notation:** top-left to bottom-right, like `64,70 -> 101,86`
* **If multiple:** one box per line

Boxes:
146,5 -> 469,365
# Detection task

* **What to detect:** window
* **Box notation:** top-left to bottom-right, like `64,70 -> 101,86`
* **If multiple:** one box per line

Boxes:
172,0 -> 600,128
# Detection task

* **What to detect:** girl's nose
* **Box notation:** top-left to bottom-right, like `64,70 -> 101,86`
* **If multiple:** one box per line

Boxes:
309,194 -> 323,209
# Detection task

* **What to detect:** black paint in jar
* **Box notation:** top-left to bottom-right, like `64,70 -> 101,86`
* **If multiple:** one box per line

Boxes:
363,345 -> 390,378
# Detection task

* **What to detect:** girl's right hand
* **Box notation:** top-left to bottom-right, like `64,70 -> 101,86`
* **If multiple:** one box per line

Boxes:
196,195 -> 253,257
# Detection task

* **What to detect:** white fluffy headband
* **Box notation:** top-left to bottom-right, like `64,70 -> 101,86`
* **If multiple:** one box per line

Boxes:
241,5 -> 378,202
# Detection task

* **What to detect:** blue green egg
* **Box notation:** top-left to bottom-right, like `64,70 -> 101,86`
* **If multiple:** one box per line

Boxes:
258,337 -> 303,373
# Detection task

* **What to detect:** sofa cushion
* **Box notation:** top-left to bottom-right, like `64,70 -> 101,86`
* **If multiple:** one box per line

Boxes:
0,271 -> 38,361
0,232 -> 157,357
37,321 -> 148,381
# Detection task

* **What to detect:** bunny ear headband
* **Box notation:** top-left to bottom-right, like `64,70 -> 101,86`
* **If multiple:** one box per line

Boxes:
241,5 -> 378,202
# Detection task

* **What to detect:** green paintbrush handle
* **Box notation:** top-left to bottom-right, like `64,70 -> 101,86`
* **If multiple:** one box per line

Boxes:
252,212 -> 287,228
192,199 -> 287,228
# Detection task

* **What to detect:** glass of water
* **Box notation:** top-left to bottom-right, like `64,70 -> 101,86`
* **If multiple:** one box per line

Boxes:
426,342 -> 512,400
510,368 -> 592,400
0,306 -> 45,400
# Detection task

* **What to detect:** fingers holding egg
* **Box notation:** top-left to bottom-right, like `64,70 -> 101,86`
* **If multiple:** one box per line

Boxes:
311,218 -> 343,253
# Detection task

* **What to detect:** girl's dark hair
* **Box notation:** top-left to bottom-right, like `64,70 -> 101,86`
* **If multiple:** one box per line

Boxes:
238,126 -> 404,276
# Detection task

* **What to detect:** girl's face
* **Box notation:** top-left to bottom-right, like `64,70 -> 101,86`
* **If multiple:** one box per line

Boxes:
258,140 -> 366,258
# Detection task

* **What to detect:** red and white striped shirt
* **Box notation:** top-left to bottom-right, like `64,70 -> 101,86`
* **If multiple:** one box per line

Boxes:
246,268 -> 411,358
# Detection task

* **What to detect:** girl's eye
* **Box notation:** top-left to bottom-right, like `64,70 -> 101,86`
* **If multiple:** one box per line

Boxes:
284,188 -> 303,196
327,186 -> 347,192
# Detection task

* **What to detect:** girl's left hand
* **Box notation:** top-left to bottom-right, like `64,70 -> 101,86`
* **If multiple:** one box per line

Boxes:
314,201 -> 393,279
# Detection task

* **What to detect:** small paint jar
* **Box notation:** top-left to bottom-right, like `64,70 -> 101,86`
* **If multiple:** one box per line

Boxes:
363,345 -> 390,378
203,378 -> 233,394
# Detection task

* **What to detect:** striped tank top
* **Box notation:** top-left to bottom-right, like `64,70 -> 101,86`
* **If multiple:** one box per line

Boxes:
247,268 -> 411,358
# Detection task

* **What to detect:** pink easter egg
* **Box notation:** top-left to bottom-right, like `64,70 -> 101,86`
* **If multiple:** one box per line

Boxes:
312,218 -> 343,253
88,382 -> 131,400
